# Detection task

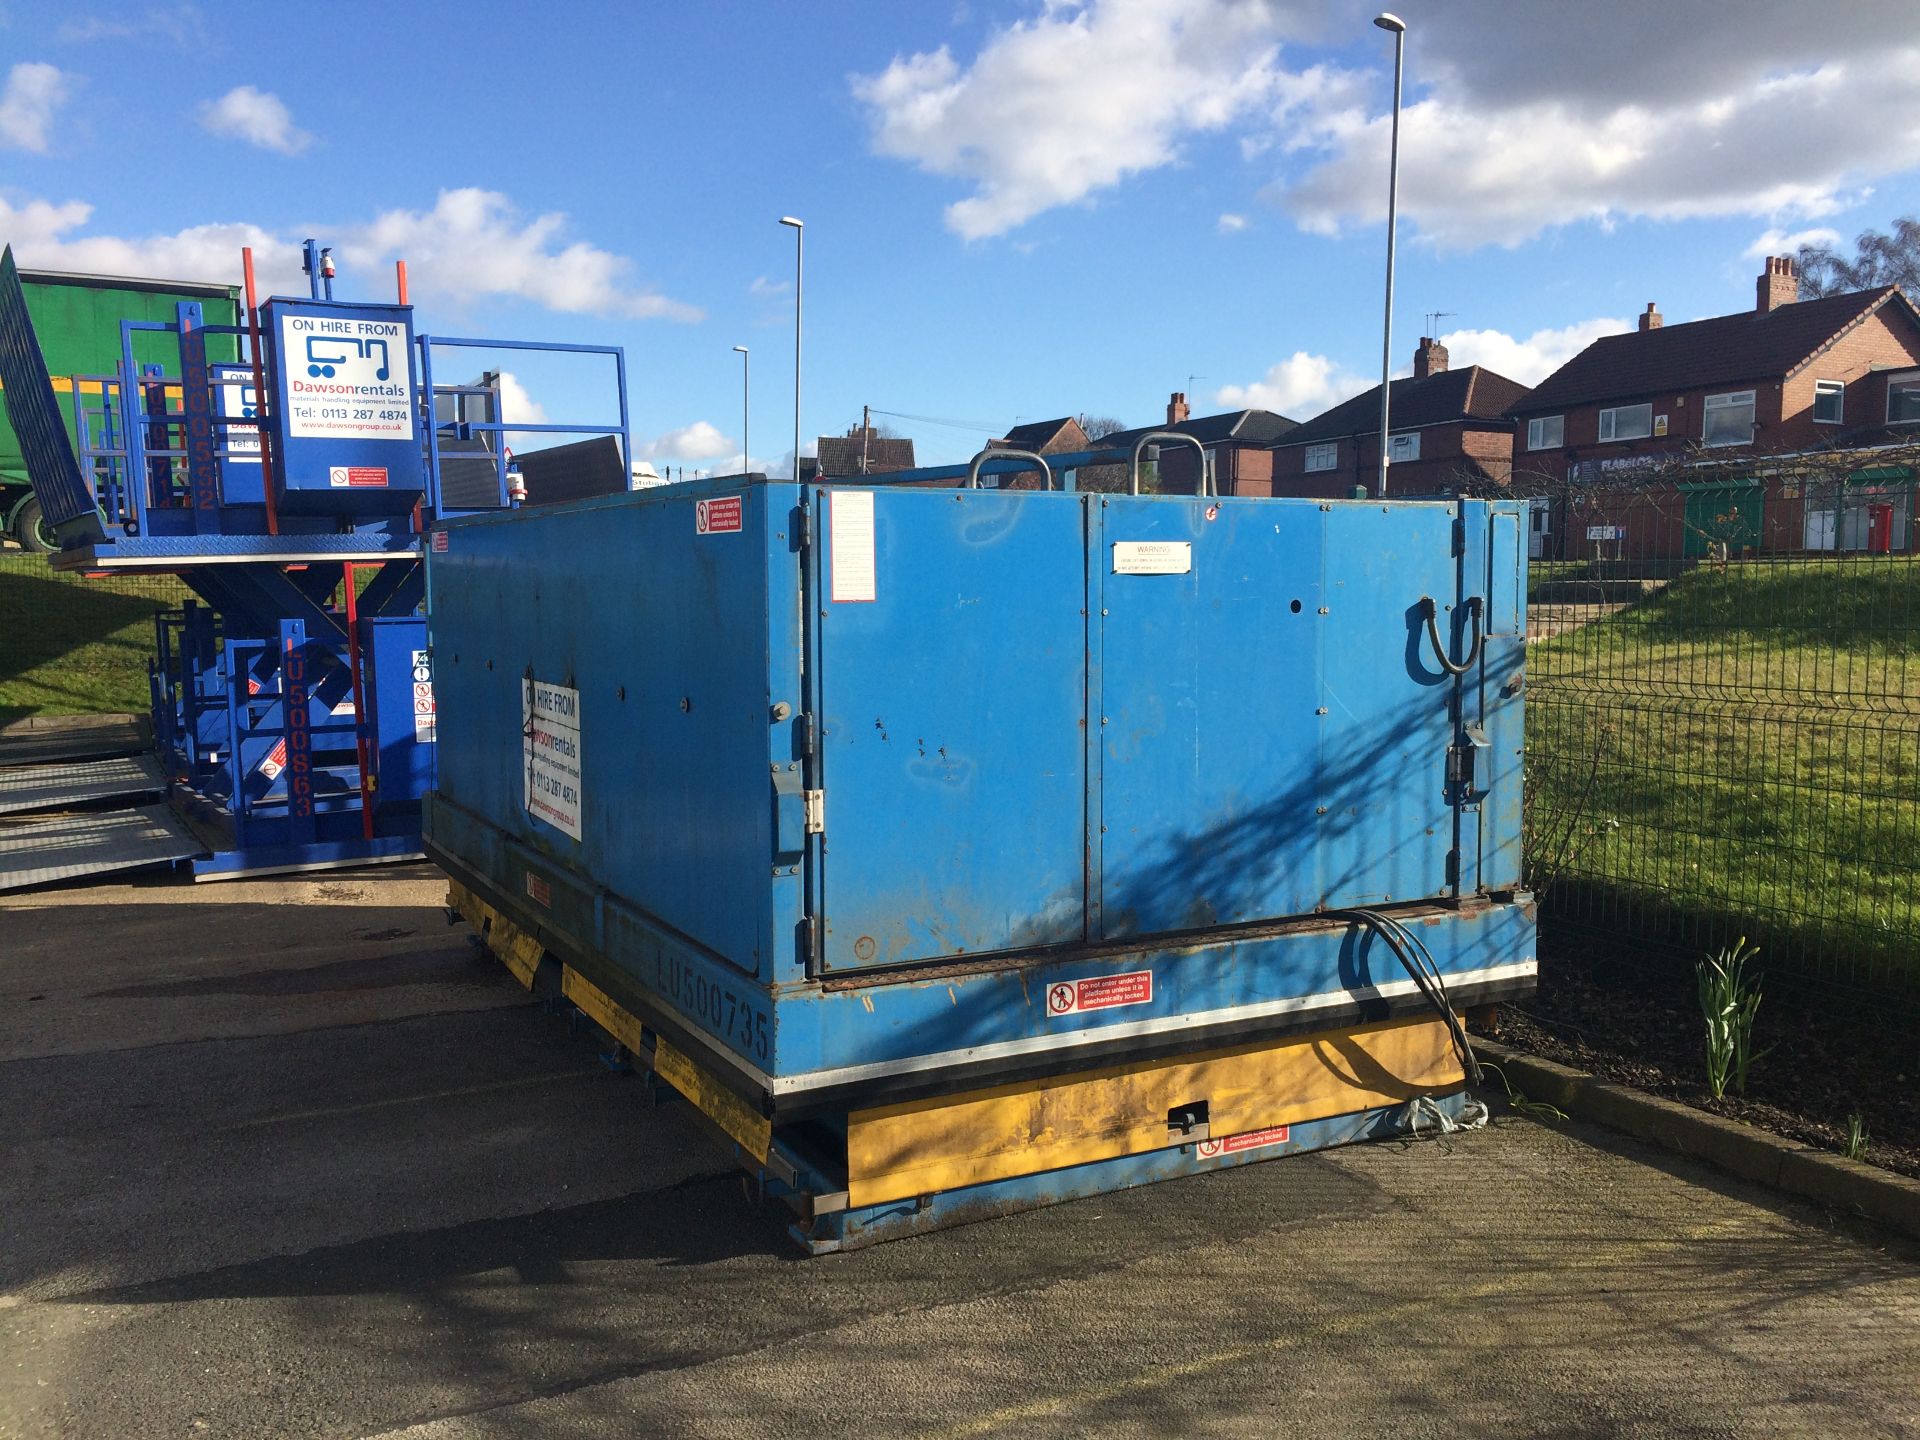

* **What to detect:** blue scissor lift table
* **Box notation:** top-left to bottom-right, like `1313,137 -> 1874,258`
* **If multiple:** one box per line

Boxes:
0,241 -> 627,884
426,446 -> 1537,1250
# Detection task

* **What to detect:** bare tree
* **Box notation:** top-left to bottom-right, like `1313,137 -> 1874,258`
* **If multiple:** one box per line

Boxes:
1075,414 -> 1128,444
1795,217 -> 1920,299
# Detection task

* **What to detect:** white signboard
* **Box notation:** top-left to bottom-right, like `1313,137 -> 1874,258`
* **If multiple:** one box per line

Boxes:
214,366 -> 261,462
279,312 -> 415,441
1586,525 -> 1627,541
1112,540 -> 1192,575
410,648 -> 436,743
830,490 -> 877,603
523,679 -> 582,841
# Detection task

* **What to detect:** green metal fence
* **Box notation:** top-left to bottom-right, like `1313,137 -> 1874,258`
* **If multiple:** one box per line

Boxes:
1493,454 -> 1920,1000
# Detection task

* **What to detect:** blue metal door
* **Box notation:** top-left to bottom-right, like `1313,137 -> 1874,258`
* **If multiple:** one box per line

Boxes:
1094,497 -> 1460,939
812,486 -> 1088,972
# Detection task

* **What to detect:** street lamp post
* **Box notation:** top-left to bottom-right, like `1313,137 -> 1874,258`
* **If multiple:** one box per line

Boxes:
1373,12 -> 1406,500
732,345 -> 749,475
779,217 -> 804,480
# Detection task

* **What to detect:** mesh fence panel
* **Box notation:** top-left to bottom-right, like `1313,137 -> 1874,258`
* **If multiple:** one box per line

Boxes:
1484,453 -> 1920,1001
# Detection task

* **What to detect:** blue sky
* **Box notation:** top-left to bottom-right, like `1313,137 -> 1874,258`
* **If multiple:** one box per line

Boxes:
4,0 -> 1919,472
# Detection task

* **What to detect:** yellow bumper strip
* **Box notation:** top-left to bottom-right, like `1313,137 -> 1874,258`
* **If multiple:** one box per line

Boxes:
846,1013 -> 1459,1209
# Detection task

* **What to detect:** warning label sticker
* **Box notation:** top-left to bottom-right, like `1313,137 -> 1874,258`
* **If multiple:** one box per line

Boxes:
695,496 -> 743,534
1112,540 -> 1191,575
411,648 -> 435,743
830,490 -> 877,603
431,530 -> 450,553
329,466 -> 389,488
1046,970 -> 1153,1017
1196,1125 -> 1291,1159
523,678 -> 582,841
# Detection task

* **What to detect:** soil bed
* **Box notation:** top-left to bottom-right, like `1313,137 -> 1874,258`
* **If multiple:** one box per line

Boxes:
1486,929 -> 1920,1181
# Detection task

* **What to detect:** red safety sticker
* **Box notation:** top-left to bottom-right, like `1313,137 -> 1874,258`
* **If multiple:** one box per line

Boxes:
1196,1125 -> 1291,1159
695,496 -> 743,534
1046,969 -> 1153,1017
526,872 -> 551,907
329,466 -> 389,488
431,530 -> 449,553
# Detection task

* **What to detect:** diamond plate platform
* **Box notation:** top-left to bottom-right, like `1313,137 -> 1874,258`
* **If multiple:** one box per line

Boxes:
0,803 -> 204,891
0,753 -> 166,816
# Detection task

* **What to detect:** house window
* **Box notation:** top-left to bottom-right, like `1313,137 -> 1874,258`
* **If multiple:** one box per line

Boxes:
1597,403 -> 1652,442
1702,390 -> 1756,447
1389,432 -> 1420,463
1304,442 -> 1338,472
1813,380 -> 1845,425
1889,374 -> 1920,424
1526,415 -> 1564,451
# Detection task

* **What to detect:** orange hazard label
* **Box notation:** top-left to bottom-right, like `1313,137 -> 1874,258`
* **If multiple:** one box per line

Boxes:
1197,1125 -> 1291,1159
1046,970 -> 1153,1017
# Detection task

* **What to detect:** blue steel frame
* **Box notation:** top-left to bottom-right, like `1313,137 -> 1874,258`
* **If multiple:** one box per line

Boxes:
15,268 -> 630,878
417,335 -> 630,515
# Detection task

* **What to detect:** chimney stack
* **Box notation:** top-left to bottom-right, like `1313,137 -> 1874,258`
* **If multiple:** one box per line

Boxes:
1167,391 -> 1190,426
1757,255 -> 1799,313
1638,302 -> 1663,333
1413,336 -> 1449,380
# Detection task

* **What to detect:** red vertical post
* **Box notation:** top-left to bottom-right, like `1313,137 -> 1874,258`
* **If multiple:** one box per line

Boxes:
343,562 -> 376,840
242,247 -> 281,536
395,259 -> 409,304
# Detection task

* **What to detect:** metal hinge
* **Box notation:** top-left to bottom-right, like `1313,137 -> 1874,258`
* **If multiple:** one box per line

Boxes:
804,789 -> 825,834
800,913 -> 822,971
797,712 -> 817,759
795,504 -> 813,551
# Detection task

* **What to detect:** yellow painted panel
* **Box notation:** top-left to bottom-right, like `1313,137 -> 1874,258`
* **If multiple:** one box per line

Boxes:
488,915 -> 543,988
655,1037 -> 772,1163
562,966 -> 646,1055
847,1014 -> 1459,1208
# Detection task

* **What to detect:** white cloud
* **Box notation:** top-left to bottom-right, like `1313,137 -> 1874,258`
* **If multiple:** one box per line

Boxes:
492,370 -> 550,451
1437,318 -> 1626,386
0,187 -> 702,323
851,0 -> 1302,239
1217,212 -> 1247,234
748,274 -> 790,297
198,85 -> 312,155
1215,351 -> 1372,418
348,189 -> 702,321
855,1 -> 1920,251
637,421 -> 736,463
1743,225 -> 1844,260
0,62 -> 72,153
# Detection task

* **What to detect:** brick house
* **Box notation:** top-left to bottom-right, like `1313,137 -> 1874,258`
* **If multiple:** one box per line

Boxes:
1267,339 -> 1528,500
803,423 -> 916,479
1098,393 -> 1298,495
993,416 -> 1090,455
1508,257 -> 1920,557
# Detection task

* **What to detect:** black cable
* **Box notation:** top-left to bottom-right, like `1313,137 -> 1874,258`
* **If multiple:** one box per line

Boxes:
1333,908 -> 1483,1087
1419,595 -> 1484,675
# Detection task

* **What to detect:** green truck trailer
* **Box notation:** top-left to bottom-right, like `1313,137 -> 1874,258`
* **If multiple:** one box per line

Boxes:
0,267 -> 242,550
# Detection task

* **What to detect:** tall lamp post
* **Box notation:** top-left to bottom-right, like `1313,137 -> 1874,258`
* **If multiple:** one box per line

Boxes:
779,216 -> 804,480
732,345 -> 750,475
1373,12 -> 1406,499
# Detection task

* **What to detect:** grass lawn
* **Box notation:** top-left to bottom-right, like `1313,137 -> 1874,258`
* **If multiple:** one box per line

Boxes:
0,554 -> 190,720
1528,555 -> 1920,992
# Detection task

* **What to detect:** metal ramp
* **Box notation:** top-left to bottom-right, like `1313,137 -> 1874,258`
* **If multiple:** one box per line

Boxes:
0,715 -> 149,768
0,804 -> 203,891
0,754 -> 166,816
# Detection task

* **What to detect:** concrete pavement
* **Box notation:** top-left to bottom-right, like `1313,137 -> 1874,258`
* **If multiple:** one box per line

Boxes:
3,866 -> 1917,1438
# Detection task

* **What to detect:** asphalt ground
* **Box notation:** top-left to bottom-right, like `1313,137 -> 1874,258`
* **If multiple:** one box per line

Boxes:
3,865 -> 1918,1438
